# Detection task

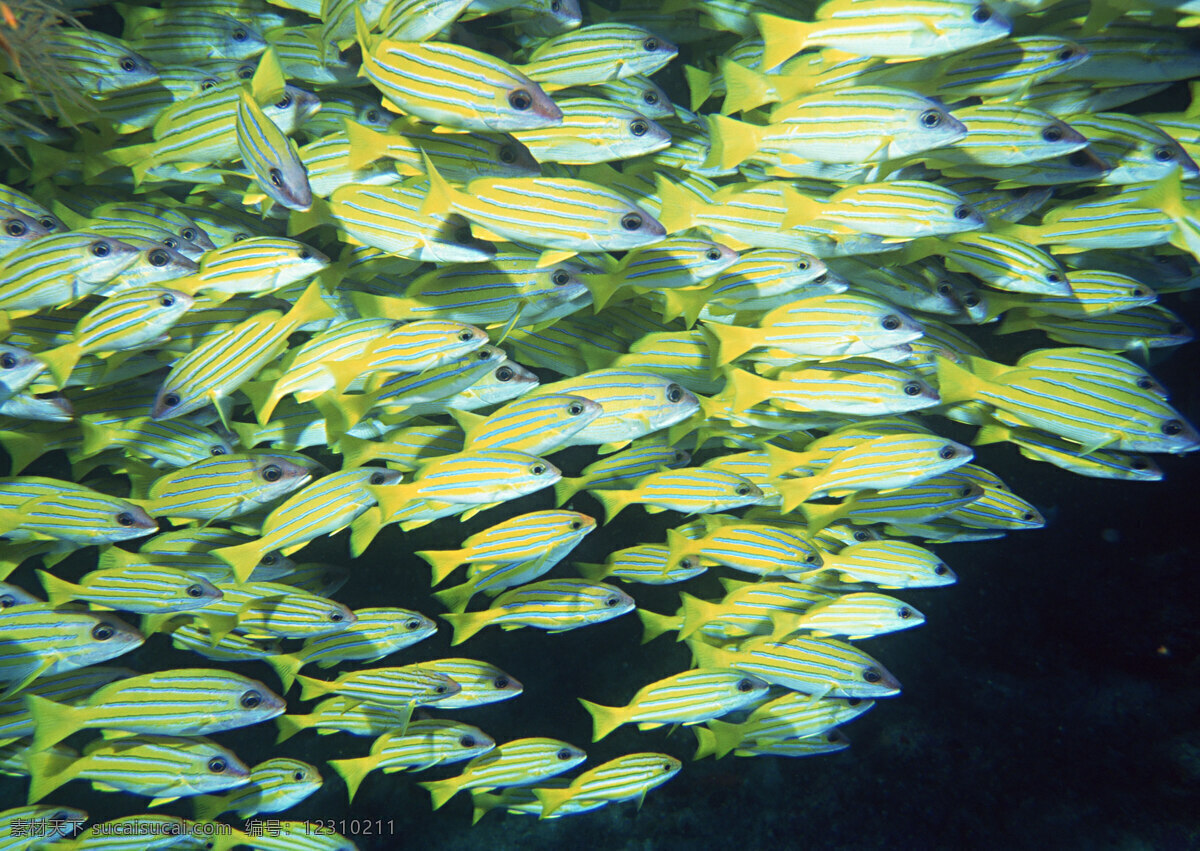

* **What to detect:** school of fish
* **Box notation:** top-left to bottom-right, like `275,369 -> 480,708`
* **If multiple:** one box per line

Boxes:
0,0 -> 1197,844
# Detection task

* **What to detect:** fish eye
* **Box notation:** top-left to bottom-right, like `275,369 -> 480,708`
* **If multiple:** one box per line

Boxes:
881,315 -> 902,330
531,463 -> 548,475
630,119 -> 649,137
570,519 -> 583,530
1042,125 -> 1064,142
405,618 -> 422,629
1067,151 -> 1090,167
148,249 -> 171,267
499,145 -> 517,164
268,168 -> 284,188
937,282 -> 953,295
509,89 -> 533,111
705,247 -> 722,261
643,37 -> 659,51
475,348 -> 492,361
494,676 -> 510,688
666,383 -> 684,402
91,623 -> 116,640
366,109 -> 380,122
369,472 -> 388,485
605,595 -> 620,607
262,464 -> 283,482
1130,457 -> 1149,471
962,292 -> 981,307
902,382 -> 922,396
182,228 -> 197,240
210,445 -> 227,455
1162,419 -> 1183,435
1131,287 -> 1147,297
1046,271 -> 1063,284
971,4 -> 991,22
1022,511 -> 1036,521
433,684 -> 448,694
959,486 -> 974,497
163,392 -> 181,407
551,269 -> 571,285
919,109 -> 943,129
200,77 -> 219,90
0,594 -> 13,607
458,329 -> 476,342
938,445 -> 957,460
644,91 -> 659,104
4,219 -> 26,236
329,610 -> 345,622
621,213 -> 643,231
232,28 -> 248,41
241,690 -> 262,708
0,353 -> 17,369
1057,47 -> 1075,61
38,217 -> 55,229
293,770 -> 306,781
261,554 -> 278,566
298,248 -> 312,260
460,735 -> 477,747
953,205 -> 972,220
568,402 -> 585,415
736,678 -> 755,693
854,530 -> 871,541
1153,146 -> 1175,162
556,748 -> 573,760
551,0 -> 561,10
119,56 -> 137,72
1136,377 -> 1154,389
795,258 -> 810,270
496,366 -> 515,381
208,758 -> 227,773
186,584 -> 205,598
735,484 -> 752,496
237,66 -> 255,82
934,562 -> 949,575
91,240 -> 112,257
116,511 -> 136,526
674,450 -> 689,463
863,668 -> 882,683
679,556 -> 696,570
164,237 -> 180,249
898,606 -> 913,619
805,553 -> 819,564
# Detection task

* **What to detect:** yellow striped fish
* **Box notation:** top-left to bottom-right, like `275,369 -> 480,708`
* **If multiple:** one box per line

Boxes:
193,757 -> 322,820
580,669 -> 769,741
328,719 -> 495,802
25,668 -> 285,750
417,737 -> 587,810
440,578 -> 634,644
534,753 -> 681,818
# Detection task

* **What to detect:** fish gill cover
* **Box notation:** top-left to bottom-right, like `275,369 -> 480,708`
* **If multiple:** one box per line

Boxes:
0,0 -> 1197,847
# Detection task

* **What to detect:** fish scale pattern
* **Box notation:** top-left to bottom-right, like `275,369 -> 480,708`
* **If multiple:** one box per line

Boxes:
0,0 -> 1197,841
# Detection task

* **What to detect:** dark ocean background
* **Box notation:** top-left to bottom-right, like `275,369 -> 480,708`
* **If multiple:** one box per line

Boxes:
1,6 -> 1199,847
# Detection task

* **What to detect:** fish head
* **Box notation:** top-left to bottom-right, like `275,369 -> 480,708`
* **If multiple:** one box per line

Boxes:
495,138 -> 541,177
111,503 -> 159,539
81,613 -> 146,659
495,78 -> 562,131
609,203 -> 667,249
0,210 -> 50,250
901,101 -> 968,155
